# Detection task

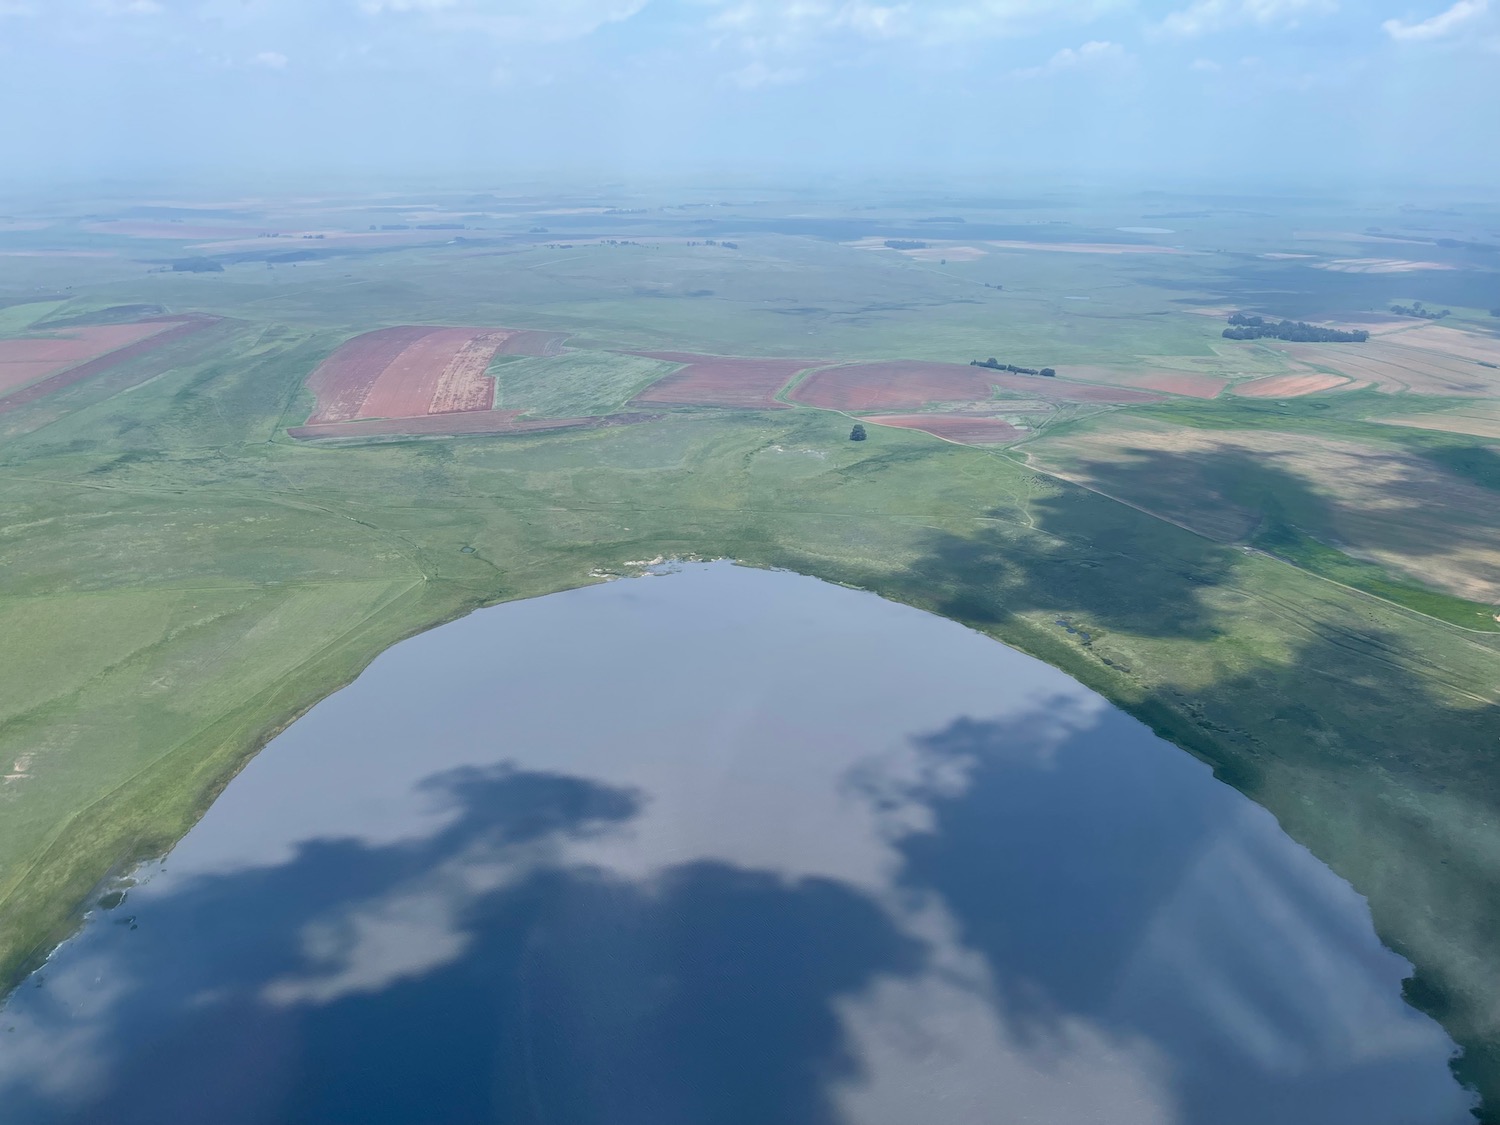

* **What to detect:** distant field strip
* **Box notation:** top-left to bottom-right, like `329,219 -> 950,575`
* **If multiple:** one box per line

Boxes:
626,352 -> 820,409
862,414 -> 1024,445
0,317 -> 219,416
288,411 -> 661,440
1232,373 -> 1354,398
791,361 -> 1162,412
1275,328 -> 1500,397
1059,366 -> 1229,399
0,322 -> 174,396
305,326 -> 568,424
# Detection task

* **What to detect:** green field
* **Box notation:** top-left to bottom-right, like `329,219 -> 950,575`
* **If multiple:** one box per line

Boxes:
3,193 -> 1500,1117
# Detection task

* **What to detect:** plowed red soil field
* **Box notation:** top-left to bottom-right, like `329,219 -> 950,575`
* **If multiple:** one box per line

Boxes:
289,411 -> 661,441
306,326 -> 567,424
627,352 -> 819,409
790,362 -> 1162,411
0,316 -> 218,415
1058,366 -> 1228,399
0,321 -> 177,397
863,414 -> 1024,444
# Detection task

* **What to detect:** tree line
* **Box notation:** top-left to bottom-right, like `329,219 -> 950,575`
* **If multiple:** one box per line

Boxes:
1391,302 -> 1451,320
1223,313 -> 1368,343
971,358 -> 1056,377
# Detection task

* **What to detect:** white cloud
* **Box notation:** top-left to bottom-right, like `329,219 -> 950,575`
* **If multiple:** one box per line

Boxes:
95,0 -> 164,13
1190,55 -> 1223,69
1381,0 -> 1487,40
1159,0 -> 1335,37
709,0 -> 1126,51
1011,37 -> 1128,78
251,49 -> 288,67
357,0 -> 650,43
729,58 -> 806,87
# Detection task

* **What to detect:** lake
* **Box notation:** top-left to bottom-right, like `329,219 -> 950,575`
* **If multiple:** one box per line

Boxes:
0,562 -> 1475,1124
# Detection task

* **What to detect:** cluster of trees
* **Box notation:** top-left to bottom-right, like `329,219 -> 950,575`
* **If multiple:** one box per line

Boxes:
982,282 -> 1004,290
971,358 -> 1055,377
884,240 -> 927,250
850,424 -> 867,441
684,240 -> 740,249
1391,302 -> 1451,320
1222,313 -> 1368,343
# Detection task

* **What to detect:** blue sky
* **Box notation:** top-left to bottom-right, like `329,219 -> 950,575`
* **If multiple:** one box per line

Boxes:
1,0 -> 1496,191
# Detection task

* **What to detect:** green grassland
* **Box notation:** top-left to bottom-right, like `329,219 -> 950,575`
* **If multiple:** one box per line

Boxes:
2,208 -> 1500,1116
492,349 -> 681,417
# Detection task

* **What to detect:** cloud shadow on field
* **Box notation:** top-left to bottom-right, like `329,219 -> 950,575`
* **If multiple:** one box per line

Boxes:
16,764 -> 925,1125
907,475 -> 1237,641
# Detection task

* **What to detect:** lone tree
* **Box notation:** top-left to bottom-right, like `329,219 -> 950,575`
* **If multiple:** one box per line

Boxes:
850,424 -> 867,441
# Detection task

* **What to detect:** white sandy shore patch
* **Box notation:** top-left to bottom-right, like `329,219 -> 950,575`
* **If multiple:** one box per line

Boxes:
903,246 -> 987,261
985,240 -> 1194,255
1313,259 -> 1456,274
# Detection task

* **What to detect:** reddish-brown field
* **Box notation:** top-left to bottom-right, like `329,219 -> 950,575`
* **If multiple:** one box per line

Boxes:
790,361 -> 1162,411
83,220 -> 276,240
1059,365 -> 1228,399
628,352 -> 818,409
0,316 -> 217,416
306,325 -> 566,424
863,414 -> 1024,444
1232,372 -> 1353,398
0,321 -> 176,396
289,411 -> 660,441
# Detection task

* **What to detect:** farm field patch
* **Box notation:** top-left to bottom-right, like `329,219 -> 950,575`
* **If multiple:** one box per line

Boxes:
83,220 -> 277,240
862,413 -> 1024,444
0,321 -> 176,396
1027,417 -> 1500,603
288,410 -> 660,440
493,351 -> 681,418
790,360 -> 1162,412
1232,372 -> 1355,397
1375,403 -> 1500,439
0,316 -> 218,415
1060,365 -> 1229,399
1275,337 -> 1500,396
626,351 -> 818,409
305,325 -> 565,424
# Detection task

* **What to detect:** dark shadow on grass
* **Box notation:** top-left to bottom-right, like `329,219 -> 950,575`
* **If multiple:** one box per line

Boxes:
1011,443 -> 1500,625
907,478 -> 1238,640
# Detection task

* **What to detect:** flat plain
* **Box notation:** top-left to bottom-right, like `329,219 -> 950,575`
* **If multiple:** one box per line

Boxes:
2,188 -> 1500,1118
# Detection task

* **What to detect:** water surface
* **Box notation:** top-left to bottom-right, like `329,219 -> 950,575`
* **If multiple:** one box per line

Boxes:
0,563 -> 1473,1124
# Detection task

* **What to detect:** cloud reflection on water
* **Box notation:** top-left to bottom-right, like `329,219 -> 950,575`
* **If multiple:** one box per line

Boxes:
0,563 -> 1474,1124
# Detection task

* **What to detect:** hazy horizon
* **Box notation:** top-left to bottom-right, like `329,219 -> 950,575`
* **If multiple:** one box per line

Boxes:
2,0 -> 1497,195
